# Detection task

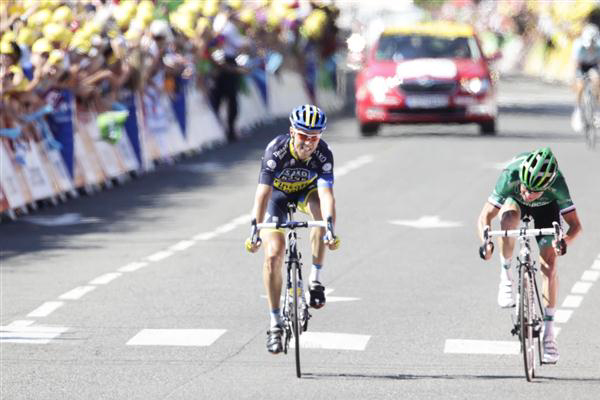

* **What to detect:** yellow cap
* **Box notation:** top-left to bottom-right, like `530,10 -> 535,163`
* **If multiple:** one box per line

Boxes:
69,37 -> 91,55
32,38 -> 53,54
0,41 -> 15,55
184,0 -> 204,15
8,65 -> 29,91
238,9 -> 255,26
203,0 -> 219,17
47,49 -> 64,66
1,31 -> 17,45
228,0 -> 243,10
29,9 -> 53,28
52,6 -> 73,24
196,17 -> 210,35
138,0 -> 155,14
43,23 -> 65,43
17,27 -> 37,47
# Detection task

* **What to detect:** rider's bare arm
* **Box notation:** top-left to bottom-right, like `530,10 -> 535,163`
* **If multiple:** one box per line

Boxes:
478,201 -> 499,242
561,209 -> 582,246
317,186 -> 336,225
251,183 -> 273,223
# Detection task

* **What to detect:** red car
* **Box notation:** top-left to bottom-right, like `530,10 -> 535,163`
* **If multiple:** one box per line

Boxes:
355,22 -> 498,136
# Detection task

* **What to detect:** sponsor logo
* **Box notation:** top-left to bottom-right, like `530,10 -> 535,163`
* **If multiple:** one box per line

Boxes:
279,168 -> 311,182
266,159 -> 276,170
313,150 -> 327,163
272,149 -> 286,160
322,162 -> 332,172
274,179 -> 313,193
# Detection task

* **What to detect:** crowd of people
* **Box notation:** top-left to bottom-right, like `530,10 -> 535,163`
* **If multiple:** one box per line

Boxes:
0,0 -> 341,148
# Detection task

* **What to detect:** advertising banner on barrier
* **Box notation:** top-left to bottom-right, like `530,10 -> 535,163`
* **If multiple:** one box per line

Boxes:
21,140 -> 55,201
0,141 -> 28,210
74,112 -> 108,187
46,146 -> 75,194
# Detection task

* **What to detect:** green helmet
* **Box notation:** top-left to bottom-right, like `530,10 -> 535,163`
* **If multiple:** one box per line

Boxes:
519,147 -> 558,191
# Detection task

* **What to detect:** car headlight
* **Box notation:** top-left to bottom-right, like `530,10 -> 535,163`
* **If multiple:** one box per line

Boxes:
460,77 -> 490,94
367,76 -> 390,103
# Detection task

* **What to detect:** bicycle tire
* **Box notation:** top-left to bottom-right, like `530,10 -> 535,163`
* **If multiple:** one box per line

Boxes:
582,79 -> 598,149
520,265 -> 535,382
292,261 -> 301,378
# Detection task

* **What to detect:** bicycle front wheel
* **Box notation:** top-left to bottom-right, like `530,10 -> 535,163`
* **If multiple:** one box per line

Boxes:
520,266 -> 535,382
292,261 -> 301,378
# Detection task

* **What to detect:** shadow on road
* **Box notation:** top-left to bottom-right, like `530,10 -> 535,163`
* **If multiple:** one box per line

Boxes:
0,117 -> 291,263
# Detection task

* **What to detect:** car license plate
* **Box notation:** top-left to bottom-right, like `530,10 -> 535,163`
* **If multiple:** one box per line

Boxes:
405,95 -> 449,108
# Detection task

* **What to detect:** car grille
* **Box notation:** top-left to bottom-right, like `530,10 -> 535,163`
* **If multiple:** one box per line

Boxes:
388,106 -> 466,115
398,80 -> 457,94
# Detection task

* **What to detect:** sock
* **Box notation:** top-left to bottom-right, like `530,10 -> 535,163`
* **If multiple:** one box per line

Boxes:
270,309 -> 282,328
544,307 -> 555,338
309,264 -> 322,283
500,256 -> 512,281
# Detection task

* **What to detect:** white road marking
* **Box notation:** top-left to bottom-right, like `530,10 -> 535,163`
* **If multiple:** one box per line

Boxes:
27,301 -> 64,317
169,240 -> 196,252
290,332 -> 371,351
389,215 -> 463,229
215,222 -> 237,234
146,250 -> 173,262
0,325 -> 69,344
554,309 -> 573,323
561,295 -> 583,308
592,260 -> 600,270
59,286 -> 96,300
6,320 -> 35,327
571,281 -> 593,294
126,329 -> 227,346
444,339 -> 520,355
336,155 -> 373,178
327,296 -> 361,303
581,270 -> 600,282
194,232 -> 218,241
89,273 -> 122,285
118,261 -> 149,272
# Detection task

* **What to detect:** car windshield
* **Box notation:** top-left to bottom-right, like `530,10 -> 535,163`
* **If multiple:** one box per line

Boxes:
375,34 -> 480,61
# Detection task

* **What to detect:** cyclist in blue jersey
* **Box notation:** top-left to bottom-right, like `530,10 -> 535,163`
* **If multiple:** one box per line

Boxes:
477,147 -> 582,364
245,104 -> 340,354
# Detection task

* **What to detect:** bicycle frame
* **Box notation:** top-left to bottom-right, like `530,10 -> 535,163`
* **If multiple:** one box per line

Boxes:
254,203 -> 328,378
483,217 -> 563,381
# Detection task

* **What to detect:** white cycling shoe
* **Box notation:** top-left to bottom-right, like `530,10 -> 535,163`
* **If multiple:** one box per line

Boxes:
497,277 -> 516,308
543,335 -> 560,364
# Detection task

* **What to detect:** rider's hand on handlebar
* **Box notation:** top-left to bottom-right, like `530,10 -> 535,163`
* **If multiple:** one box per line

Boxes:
552,238 -> 567,256
245,237 -> 262,253
479,241 -> 494,260
245,218 -> 262,253
323,230 -> 340,251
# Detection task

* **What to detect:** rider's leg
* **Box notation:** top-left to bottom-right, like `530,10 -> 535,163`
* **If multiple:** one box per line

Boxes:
302,190 -> 327,308
497,201 -> 521,307
539,245 -> 559,363
263,230 -> 286,327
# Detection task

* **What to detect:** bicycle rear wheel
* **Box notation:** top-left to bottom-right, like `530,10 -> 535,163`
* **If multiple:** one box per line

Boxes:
292,261 -> 301,378
519,266 -> 535,381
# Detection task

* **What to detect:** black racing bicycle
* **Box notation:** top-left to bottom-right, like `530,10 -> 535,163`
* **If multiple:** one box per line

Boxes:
481,216 -> 565,382
251,203 -> 334,378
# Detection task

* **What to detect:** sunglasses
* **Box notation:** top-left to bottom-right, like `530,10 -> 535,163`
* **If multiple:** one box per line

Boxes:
293,129 -> 321,143
521,184 -> 543,195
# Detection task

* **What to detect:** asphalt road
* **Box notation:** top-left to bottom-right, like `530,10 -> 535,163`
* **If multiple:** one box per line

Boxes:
1,75 -> 599,399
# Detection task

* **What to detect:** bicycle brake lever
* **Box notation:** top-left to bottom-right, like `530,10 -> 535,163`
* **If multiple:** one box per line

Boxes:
250,218 -> 259,244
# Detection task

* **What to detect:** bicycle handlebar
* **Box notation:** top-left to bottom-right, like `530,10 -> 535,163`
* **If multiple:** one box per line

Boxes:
484,222 -> 561,241
256,220 -> 328,230
480,222 -> 565,259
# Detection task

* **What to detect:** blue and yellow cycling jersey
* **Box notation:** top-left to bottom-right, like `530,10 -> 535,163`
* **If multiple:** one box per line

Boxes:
258,134 -> 334,193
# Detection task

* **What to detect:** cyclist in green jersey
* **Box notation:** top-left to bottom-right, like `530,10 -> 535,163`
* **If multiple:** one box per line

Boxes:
477,147 -> 582,364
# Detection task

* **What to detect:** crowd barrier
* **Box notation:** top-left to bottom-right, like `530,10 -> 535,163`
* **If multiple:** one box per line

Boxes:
0,67 -> 346,220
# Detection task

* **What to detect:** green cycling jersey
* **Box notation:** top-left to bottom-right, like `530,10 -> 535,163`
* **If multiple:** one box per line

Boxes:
488,153 -> 575,214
